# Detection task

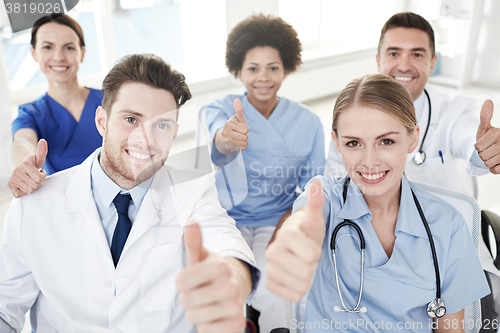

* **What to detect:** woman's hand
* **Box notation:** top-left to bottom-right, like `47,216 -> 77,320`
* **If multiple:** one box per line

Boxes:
214,98 -> 249,154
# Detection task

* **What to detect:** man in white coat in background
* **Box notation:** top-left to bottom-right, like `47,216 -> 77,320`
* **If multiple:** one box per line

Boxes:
325,12 -> 500,331
0,53 -> 258,333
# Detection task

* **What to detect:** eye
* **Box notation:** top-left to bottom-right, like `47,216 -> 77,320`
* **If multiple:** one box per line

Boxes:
42,45 -> 51,50
66,46 -> 76,51
381,139 -> 394,145
125,117 -> 137,124
248,67 -> 257,72
157,123 -> 168,130
413,53 -> 423,58
346,141 -> 360,147
270,66 -> 279,71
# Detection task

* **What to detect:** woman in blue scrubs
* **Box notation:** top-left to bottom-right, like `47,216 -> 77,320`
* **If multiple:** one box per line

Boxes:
8,13 -> 102,198
266,74 -> 489,332
205,14 -> 325,332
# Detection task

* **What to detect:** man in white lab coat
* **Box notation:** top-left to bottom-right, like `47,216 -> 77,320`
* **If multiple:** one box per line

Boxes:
325,12 -> 500,330
0,53 -> 258,333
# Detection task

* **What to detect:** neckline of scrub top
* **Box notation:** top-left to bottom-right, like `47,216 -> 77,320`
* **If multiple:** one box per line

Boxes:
335,175 -> 429,240
45,86 -> 93,123
90,152 -> 153,212
242,94 -> 284,123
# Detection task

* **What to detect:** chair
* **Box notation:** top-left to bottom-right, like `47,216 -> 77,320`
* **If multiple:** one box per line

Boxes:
413,181 -> 482,333
482,210 -> 500,270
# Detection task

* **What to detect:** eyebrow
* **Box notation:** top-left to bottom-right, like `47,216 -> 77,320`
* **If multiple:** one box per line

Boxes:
118,109 -> 176,122
248,62 -> 280,66
40,41 -> 76,46
386,47 -> 428,53
342,131 -> 400,141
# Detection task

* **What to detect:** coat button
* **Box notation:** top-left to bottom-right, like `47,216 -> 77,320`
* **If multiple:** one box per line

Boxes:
103,279 -> 113,288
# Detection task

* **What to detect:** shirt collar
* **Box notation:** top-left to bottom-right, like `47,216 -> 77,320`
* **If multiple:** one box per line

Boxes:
90,153 -> 153,211
335,175 -> 429,240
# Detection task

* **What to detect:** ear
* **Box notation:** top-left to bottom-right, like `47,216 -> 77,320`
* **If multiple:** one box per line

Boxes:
283,69 -> 289,80
376,53 -> 381,72
173,124 -> 179,142
30,46 -> 38,62
332,130 -> 341,152
429,53 -> 438,75
408,125 -> 420,154
80,46 -> 86,63
95,106 -> 108,138
237,69 -> 242,81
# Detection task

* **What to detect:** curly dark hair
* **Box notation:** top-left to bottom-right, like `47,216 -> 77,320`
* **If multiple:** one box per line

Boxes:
225,14 -> 302,77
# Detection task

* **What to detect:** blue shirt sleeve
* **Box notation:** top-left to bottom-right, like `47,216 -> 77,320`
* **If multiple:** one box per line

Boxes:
12,103 -> 41,138
441,217 -> 490,314
298,118 -> 325,190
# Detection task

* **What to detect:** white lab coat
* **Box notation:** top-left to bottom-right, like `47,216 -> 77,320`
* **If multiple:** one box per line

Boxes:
0,150 -> 257,333
325,85 -> 489,198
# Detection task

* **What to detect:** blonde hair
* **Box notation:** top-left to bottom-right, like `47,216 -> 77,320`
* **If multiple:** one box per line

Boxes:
332,74 -> 416,135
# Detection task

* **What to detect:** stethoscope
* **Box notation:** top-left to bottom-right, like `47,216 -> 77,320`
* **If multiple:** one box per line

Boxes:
413,89 -> 432,165
330,177 -> 446,318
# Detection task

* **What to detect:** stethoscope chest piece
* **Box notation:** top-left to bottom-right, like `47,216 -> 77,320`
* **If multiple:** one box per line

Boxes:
413,151 -> 426,165
427,298 -> 446,318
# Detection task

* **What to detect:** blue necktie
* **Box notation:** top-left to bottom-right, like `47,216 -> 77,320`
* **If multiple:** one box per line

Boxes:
111,193 -> 132,267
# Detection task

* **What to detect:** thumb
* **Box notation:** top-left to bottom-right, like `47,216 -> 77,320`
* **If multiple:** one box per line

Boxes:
184,221 -> 209,266
477,100 -> 494,141
35,139 -> 48,169
300,180 -> 325,242
234,98 -> 246,124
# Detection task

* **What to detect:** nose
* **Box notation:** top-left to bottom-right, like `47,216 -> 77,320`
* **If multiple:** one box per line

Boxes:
396,55 -> 412,72
129,123 -> 156,149
363,147 -> 381,169
53,48 -> 65,62
257,69 -> 269,82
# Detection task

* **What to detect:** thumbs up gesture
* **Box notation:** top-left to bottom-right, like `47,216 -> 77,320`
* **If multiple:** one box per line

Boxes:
214,98 -> 249,154
177,221 -> 250,333
475,100 -> 500,174
266,180 -> 326,302
8,138 -> 48,198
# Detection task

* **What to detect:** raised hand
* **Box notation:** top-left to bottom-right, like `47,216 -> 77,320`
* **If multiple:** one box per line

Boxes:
475,100 -> 500,174
177,221 -> 248,333
266,180 -> 326,302
7,139 -> 48,198
215,98 -> 249,154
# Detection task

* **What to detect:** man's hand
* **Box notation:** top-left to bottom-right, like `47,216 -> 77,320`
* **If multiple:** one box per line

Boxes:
475,100 -> 500,174
266,180 -> 325,302
214,98 -> 249,154
7,139 -> 48,198
177,221 -> 250,333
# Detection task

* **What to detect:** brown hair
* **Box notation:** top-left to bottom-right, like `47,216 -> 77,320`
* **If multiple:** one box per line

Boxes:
225,13 -> 302,77
332,74 -> 416,135
31,13 -> 85,48
102,54 -> 192,118
378,12 -> 435,56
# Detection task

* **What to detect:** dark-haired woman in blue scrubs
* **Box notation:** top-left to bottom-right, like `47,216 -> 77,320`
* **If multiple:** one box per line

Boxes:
8,13 -> 102,198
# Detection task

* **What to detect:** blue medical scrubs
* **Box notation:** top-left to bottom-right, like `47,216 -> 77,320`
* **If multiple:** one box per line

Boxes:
292,175 -> 489,332
206,94 -> 325,227
12,88 -> 103,175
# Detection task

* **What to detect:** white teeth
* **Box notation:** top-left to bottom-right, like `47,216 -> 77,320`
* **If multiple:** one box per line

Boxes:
361,172 -> 386,180
395,76 -> 413,82
51,66 -> 68,71
129,151 -> 152,160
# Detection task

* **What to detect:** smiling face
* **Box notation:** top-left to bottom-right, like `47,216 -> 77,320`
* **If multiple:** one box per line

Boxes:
333,105 -> 419,199
238,46 -> 287,109
96,82 -> 179,189
30,22 -> 84,84
377,27 -> 437,101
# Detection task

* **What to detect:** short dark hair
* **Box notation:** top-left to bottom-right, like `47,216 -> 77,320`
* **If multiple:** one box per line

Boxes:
225,14 -> 302,77
378,12 -> 435,56
102,54 -> 192,119
31,13 -> 85,48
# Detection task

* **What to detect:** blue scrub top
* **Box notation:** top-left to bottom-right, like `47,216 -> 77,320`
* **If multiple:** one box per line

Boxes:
205,94 -> 325,227
292,175 -> 489,332
12,88 -> 103,175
